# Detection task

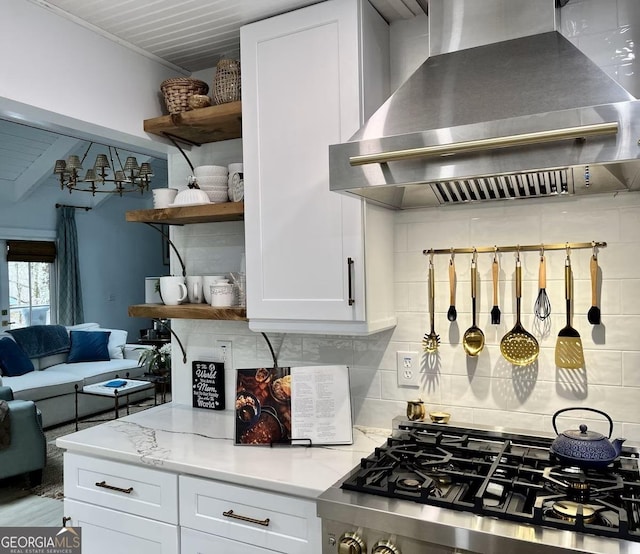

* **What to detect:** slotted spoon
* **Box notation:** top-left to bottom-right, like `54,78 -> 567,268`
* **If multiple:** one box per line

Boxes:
422,259 -> 440,352
500,256 -> 539,366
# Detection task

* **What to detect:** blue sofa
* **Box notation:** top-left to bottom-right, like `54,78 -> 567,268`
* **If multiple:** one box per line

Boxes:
0,386 -> 46,485
0,324 -> 152,429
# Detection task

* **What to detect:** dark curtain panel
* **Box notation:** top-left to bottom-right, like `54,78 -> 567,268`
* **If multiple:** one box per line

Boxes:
56,206 -> 84,325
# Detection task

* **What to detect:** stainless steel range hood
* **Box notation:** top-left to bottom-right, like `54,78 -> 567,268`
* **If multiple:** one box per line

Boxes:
329,0 -> 640,209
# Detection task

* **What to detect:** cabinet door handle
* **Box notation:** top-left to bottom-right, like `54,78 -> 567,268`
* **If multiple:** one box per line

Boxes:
95,480 -> 133,494
223,509 -> 270,527
347,257 -> 355,306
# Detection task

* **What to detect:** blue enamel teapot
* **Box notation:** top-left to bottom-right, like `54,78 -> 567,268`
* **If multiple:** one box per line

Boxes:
550,407 -> 625,469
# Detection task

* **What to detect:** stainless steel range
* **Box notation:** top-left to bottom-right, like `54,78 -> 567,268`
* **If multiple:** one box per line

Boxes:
317,418 -> 640,554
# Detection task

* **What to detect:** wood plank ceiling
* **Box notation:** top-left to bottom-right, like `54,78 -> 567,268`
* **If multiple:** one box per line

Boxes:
31,0 -> 427,71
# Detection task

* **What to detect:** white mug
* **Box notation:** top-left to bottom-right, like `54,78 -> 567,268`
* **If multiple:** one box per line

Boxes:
160,276 -> 187,306
152,188 -> 178,208
186,276 -> 203,304
202,275 -> 225,304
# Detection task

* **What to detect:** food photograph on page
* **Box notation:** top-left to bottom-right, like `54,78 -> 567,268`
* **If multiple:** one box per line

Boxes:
235,367 -> 291,445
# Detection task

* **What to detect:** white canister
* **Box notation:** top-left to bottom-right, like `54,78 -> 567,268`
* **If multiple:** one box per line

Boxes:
202,275 -> 226,304
152,188 -> 178,208
210,283 -> 235,307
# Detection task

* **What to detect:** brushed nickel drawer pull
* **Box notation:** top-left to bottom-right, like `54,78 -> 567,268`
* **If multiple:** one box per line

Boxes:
95,480 -> 133,494
222,509 -> 270,527
347,257 -> 355,306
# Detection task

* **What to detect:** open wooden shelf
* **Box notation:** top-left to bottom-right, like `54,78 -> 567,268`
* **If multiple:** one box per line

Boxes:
126,202 -> 244,225
128,303 -> 247,321
143,101 -> 242,145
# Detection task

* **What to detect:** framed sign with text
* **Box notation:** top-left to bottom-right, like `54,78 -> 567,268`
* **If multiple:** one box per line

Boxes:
192,361 -> 225,410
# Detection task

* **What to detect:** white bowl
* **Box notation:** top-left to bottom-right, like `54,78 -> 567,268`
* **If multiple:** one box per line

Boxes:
228,163 -> 243,173
205,190 -> 229,203
194,165 -> 228,177
196,175 -> 229,187
172,188 -> 210,205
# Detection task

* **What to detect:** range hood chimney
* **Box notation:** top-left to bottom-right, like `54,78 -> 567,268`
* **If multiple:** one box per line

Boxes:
329,0 -> 640,209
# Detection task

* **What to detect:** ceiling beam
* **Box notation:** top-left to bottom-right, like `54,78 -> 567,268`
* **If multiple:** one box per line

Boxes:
13,136 -> 81,201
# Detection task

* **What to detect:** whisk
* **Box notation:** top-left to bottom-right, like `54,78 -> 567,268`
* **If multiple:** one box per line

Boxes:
534,251 -> 551,320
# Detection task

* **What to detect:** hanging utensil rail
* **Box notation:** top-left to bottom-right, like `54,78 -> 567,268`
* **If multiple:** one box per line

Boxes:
423,241 -> 606,256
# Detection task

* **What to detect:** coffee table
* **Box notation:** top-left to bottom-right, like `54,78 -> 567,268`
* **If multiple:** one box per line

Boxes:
74,378 -> 155,431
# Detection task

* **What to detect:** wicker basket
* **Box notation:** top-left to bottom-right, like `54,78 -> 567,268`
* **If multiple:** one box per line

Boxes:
160,77 -> 209,114
213,59 -> 241,105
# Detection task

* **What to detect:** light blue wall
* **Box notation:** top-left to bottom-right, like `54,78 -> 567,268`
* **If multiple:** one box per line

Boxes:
0,173 -> 168,340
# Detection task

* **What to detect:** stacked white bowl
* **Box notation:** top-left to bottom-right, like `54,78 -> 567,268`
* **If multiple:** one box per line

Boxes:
194,165 -> 229,203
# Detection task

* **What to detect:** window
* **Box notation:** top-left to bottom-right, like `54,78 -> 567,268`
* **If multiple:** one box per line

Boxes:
6,240 -> 56,329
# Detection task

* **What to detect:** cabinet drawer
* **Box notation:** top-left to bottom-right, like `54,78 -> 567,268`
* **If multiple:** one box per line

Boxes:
181,527 -> 276,554
179,475 -> 321,554
64,499 -> 179,554
64,453 -> 178,523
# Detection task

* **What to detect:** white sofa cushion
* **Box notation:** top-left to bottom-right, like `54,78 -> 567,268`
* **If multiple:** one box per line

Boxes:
45,359 -> 140,385
4,368 -> 82,401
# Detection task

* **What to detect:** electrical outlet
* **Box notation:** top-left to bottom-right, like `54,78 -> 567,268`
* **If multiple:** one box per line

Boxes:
216,340 -> 233,369
397,351 -> 421,387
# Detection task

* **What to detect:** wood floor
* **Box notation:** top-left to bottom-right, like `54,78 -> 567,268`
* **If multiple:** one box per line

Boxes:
0,487 -> 63,527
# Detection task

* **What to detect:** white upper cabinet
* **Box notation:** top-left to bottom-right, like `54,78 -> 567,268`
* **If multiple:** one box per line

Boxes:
241,0 -> 396,335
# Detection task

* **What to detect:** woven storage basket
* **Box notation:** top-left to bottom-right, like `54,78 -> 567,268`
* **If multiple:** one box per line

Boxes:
160,77 -> 209,114
213,59 -> 241,105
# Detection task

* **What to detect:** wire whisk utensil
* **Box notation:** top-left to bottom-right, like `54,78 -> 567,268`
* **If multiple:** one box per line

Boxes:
534,249 -> 551,320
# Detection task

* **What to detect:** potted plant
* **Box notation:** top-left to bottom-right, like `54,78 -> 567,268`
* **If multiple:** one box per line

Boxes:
138,343 -> 171,376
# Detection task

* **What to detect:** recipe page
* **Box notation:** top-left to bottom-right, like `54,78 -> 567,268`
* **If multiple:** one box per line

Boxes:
291,365 -> 352,445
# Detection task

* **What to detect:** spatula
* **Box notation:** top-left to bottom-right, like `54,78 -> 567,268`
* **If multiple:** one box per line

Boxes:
490,256 -> 500,324
447,256 -> 457,321
555,254 -> 585,368
587,254 -> 601,325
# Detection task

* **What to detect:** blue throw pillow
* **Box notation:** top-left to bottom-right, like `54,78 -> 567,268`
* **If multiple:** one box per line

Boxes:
67,330 -> 111,363
0,337 -> 35,376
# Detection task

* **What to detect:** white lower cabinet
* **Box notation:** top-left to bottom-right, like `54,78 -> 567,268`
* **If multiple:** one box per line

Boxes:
63,453 -> 179,553
181,527 -> 276,554
64,499 -> 179,554
179,475 -> 322,554
63,453 -> 321,554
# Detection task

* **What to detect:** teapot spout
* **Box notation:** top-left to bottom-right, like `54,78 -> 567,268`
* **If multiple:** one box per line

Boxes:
613,438 -> 626,455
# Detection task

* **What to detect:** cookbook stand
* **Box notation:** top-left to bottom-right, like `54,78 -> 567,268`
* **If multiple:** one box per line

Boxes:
270,438 -> 313,448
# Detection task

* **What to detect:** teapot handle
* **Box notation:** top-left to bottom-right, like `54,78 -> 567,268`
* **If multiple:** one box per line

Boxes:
552,407 -> 613,438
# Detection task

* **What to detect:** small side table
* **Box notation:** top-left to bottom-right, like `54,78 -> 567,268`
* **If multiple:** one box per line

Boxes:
75,377 -> 155,431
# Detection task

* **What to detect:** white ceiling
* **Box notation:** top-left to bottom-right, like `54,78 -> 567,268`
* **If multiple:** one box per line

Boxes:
3,0 -> 426,205
31,0 -> 427,72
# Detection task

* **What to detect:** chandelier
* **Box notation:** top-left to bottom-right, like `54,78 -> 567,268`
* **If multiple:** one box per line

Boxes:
54,142 -> 153,196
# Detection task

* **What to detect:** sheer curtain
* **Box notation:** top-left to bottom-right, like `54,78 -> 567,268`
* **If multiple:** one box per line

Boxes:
56,206 -> 84,325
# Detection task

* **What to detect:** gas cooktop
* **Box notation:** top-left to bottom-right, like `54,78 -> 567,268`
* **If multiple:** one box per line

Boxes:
341,420 -> 640,543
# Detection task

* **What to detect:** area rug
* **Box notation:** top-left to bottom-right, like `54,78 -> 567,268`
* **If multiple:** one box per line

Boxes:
1,393 -> 170,501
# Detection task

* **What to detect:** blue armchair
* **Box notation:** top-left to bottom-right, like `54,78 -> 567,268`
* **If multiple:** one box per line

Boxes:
0,386 -> 46,485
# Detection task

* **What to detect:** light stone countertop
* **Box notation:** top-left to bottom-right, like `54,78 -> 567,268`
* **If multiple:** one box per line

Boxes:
56,402 -> 391,498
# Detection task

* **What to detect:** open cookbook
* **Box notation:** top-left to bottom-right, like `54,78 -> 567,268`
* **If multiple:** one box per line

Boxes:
234,365 -> 352,446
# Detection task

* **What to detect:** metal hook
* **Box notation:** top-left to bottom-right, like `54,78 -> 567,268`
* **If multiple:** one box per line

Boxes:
493,245 -> 498,262
516,245 -> 521,262
592,240 -> 598,260
472,247 -> 478,264
566,242 -> 571,259
540,244 -> 544,257
449,248 -> 455,266
429,249 -> 434,264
